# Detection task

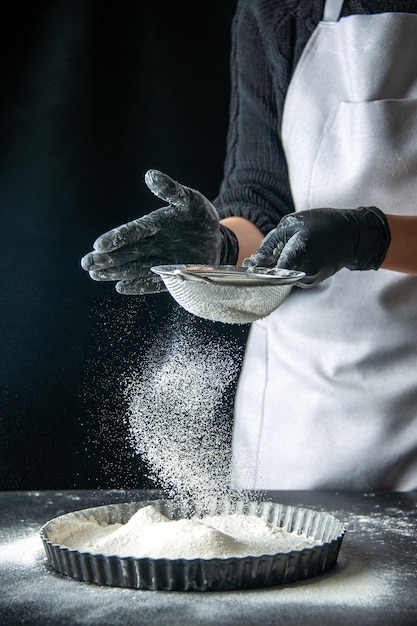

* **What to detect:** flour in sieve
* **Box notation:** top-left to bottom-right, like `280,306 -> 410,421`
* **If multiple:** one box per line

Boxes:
124,312 -> 245,511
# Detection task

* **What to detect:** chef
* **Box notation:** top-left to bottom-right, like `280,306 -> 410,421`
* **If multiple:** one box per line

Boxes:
81,0 -> 417,491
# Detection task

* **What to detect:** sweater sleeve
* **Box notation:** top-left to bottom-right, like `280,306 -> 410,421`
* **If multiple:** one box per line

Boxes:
213,0 -> 322,235
212,0 -> 411,235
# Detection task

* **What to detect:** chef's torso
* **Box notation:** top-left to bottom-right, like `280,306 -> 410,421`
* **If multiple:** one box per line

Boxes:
232,3 -> 417,490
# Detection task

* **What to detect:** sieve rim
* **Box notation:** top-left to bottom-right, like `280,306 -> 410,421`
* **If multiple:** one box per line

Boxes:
151,264 -> 305,287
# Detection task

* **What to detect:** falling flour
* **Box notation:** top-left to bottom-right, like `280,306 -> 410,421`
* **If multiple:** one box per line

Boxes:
123,312 -> 245,511
53,504 -> 320,559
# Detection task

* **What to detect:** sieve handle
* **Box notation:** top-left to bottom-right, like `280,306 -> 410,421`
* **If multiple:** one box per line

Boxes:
173,269 -> 214,284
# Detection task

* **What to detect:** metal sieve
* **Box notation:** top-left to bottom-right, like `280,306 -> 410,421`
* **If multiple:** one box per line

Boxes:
150,265 -> 305,324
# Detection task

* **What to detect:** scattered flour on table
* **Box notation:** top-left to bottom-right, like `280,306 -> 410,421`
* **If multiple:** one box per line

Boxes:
52,504 -> 320,559
327,501 -> 417,550
0,533 -> 43,567
123,313 -> 246,511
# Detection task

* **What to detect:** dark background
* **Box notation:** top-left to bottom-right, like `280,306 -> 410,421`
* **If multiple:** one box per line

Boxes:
0,1 -> 245,490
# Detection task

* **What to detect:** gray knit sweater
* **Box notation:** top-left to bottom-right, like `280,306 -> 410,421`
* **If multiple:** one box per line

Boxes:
214,0 -> 417,235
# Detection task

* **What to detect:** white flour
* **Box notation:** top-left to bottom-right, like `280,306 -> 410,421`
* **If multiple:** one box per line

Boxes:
53,504 -> 319,559
124,313 -> 245,511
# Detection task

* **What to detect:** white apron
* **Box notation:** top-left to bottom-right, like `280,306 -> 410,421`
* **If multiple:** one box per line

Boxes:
232,2 -> 417,491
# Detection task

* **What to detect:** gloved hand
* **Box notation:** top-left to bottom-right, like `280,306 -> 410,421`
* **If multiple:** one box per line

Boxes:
243,206 -> 391,287
81,170 -> 238,294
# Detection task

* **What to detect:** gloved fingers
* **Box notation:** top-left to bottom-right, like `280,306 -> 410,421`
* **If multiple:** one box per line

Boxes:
275,231 -> 307,271
243,229 -> 285,269
295,273 -> 323,289
244,213 -> 308,269
145,169 -> 215,216
115,276 -> 166,295
93,213 -> 162,253
81,249 -> 127,272
81,239 -> 163,272
276,231 -> 335,287
81,250 -> 101,271
243,250 -> 278,269
89,259 -> 154,282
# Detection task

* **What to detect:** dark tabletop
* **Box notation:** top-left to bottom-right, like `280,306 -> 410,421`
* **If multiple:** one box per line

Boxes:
0,490 -> 416,626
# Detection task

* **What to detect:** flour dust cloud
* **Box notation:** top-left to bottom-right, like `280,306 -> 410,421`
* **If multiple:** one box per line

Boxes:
124,311 -> 244,510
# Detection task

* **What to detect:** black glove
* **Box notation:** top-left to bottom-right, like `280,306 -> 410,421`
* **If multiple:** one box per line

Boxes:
243,206 -> 391,287
81,170 -> 238,294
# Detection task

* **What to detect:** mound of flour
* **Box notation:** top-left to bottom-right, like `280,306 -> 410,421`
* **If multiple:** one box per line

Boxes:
55,505 -> 320,559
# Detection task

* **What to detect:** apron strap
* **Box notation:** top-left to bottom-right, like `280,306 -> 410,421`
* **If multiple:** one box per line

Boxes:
323,0 -> 344,22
